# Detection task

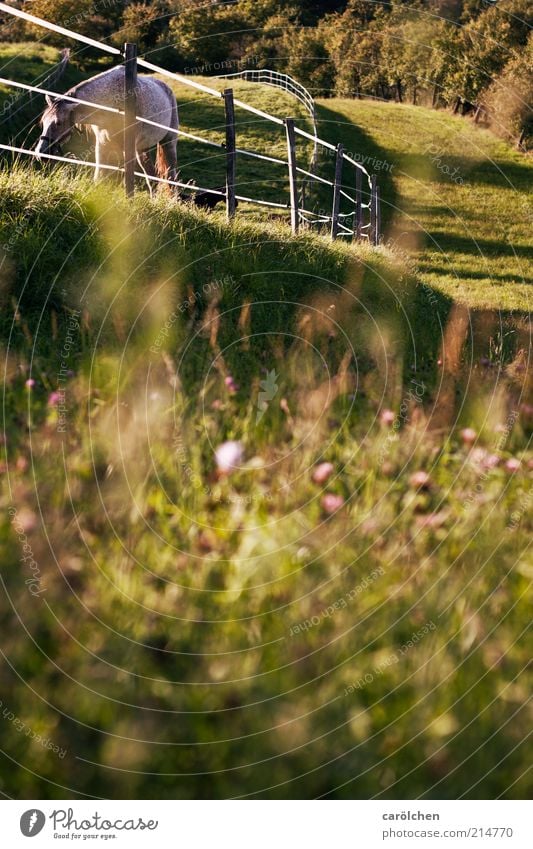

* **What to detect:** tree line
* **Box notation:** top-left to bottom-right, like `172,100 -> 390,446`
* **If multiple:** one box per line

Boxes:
1,0 -> 531,146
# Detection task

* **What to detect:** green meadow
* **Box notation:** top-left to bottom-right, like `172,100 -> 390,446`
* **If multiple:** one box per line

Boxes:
0,45 -> 531,799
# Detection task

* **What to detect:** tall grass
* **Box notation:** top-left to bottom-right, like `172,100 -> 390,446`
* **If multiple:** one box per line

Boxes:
0,169 -> 530,799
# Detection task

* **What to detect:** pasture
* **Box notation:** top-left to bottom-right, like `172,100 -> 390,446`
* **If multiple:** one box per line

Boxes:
0,45 -> 531,799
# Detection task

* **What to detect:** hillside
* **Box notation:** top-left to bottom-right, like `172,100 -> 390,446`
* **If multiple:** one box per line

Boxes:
0,47 -> 531,800
0,44 -> 530,311
316,99 -> 533,312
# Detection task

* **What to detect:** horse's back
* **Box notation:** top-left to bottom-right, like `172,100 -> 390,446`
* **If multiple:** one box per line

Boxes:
74,67 -> 178,147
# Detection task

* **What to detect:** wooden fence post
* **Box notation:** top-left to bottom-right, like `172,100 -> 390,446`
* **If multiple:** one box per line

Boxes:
285,117 -> 299,235
353,166 -> 362,241
123,42 -> 137,198
223,88 -> 236,220
330,142 -> 344,239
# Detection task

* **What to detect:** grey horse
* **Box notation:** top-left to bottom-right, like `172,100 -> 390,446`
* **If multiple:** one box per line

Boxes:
35,66 -> 179,193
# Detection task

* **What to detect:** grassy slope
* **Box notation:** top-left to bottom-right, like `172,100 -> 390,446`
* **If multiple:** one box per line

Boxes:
0,168 -> 531,801
1,44 -> 531,310
317,99 -> 533,311
0,43 -> 313,210
0,47 -> 531,800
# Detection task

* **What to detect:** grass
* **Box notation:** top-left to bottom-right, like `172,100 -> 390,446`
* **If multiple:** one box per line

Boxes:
0,168 -> 531,800
1,44 -> 531,310
0,46 -> 531,800
316,99 -> 533,311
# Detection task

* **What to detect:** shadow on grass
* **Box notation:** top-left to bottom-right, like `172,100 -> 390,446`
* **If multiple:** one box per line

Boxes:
314,102 -> 399,235
423,233 -> 533,265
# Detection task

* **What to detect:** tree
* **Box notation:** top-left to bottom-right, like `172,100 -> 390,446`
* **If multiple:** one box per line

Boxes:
483,32 -> 533,147
281,26 -> 335,96
114,1 -> 172,55
26,0 -> 125,47
166,0 -> 251,69
447,0 -> 533,104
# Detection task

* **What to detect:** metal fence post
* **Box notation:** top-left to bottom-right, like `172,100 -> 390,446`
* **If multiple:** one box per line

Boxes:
223,88 -> 236,220
331,142 -> 344,239
285,117 -> 299,235
370,175 -> 380,246
375,182 -> 381,245
123,42 -> 137,198
353,166 -> 362,241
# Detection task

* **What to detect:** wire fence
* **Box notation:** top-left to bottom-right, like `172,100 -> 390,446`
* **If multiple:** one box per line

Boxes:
0,1 -> 381,243
216,68 -> 319,172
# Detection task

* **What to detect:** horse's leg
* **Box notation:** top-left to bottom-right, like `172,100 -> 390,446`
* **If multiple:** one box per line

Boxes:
136,149 -> 157,197
156,132 -> 178,197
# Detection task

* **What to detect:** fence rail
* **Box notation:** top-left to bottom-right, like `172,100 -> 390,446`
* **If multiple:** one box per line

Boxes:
217,69 -> 319,176
0,1 -> 381,244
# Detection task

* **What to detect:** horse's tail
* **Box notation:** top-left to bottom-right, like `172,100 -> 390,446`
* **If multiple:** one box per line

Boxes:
156,93 -> 178,193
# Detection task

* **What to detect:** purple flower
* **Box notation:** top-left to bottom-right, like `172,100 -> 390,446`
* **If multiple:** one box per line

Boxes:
321,493 -> 345,514
224,375 -> 239,394
505,458 -> 521,473
484,453 -> 500,470
215,440 -> 244,474
460,427 -> 477,445
470,448 -> 500,471
380,408 -> 395,426
25,378 -> 36,389
312,462 -> 334,484
48,391 -> 62,406
409,471 -> 431,489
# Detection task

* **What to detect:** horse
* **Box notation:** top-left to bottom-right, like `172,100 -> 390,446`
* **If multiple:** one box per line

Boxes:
35,66 -> 179,194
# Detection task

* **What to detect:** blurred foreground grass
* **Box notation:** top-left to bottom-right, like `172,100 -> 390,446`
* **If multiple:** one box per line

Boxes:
0,170 -> 531,798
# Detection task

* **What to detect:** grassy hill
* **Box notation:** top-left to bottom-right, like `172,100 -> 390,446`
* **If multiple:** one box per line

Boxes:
0,46 -> 531,800
1,44 -> 531,310
316,99 -> 533,312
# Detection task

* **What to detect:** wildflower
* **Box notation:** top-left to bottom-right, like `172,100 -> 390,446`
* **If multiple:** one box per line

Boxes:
460,427 -> 477,445
312,462 -> 334,484
505,458 -> 521,473
215,440 -> 243,474
224,375 -> 238,394
14,507 -> 37,532
409,471 -> 431,489
321,493 -> 345,513
48,391 -> 62,406
380,409 -> 395,426
25,378 -> 35,389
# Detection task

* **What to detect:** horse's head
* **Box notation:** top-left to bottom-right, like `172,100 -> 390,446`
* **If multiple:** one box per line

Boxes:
35,95 -> 76,159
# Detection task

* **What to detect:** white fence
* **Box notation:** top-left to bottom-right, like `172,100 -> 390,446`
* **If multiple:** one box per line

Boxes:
0,2 -> 381,243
